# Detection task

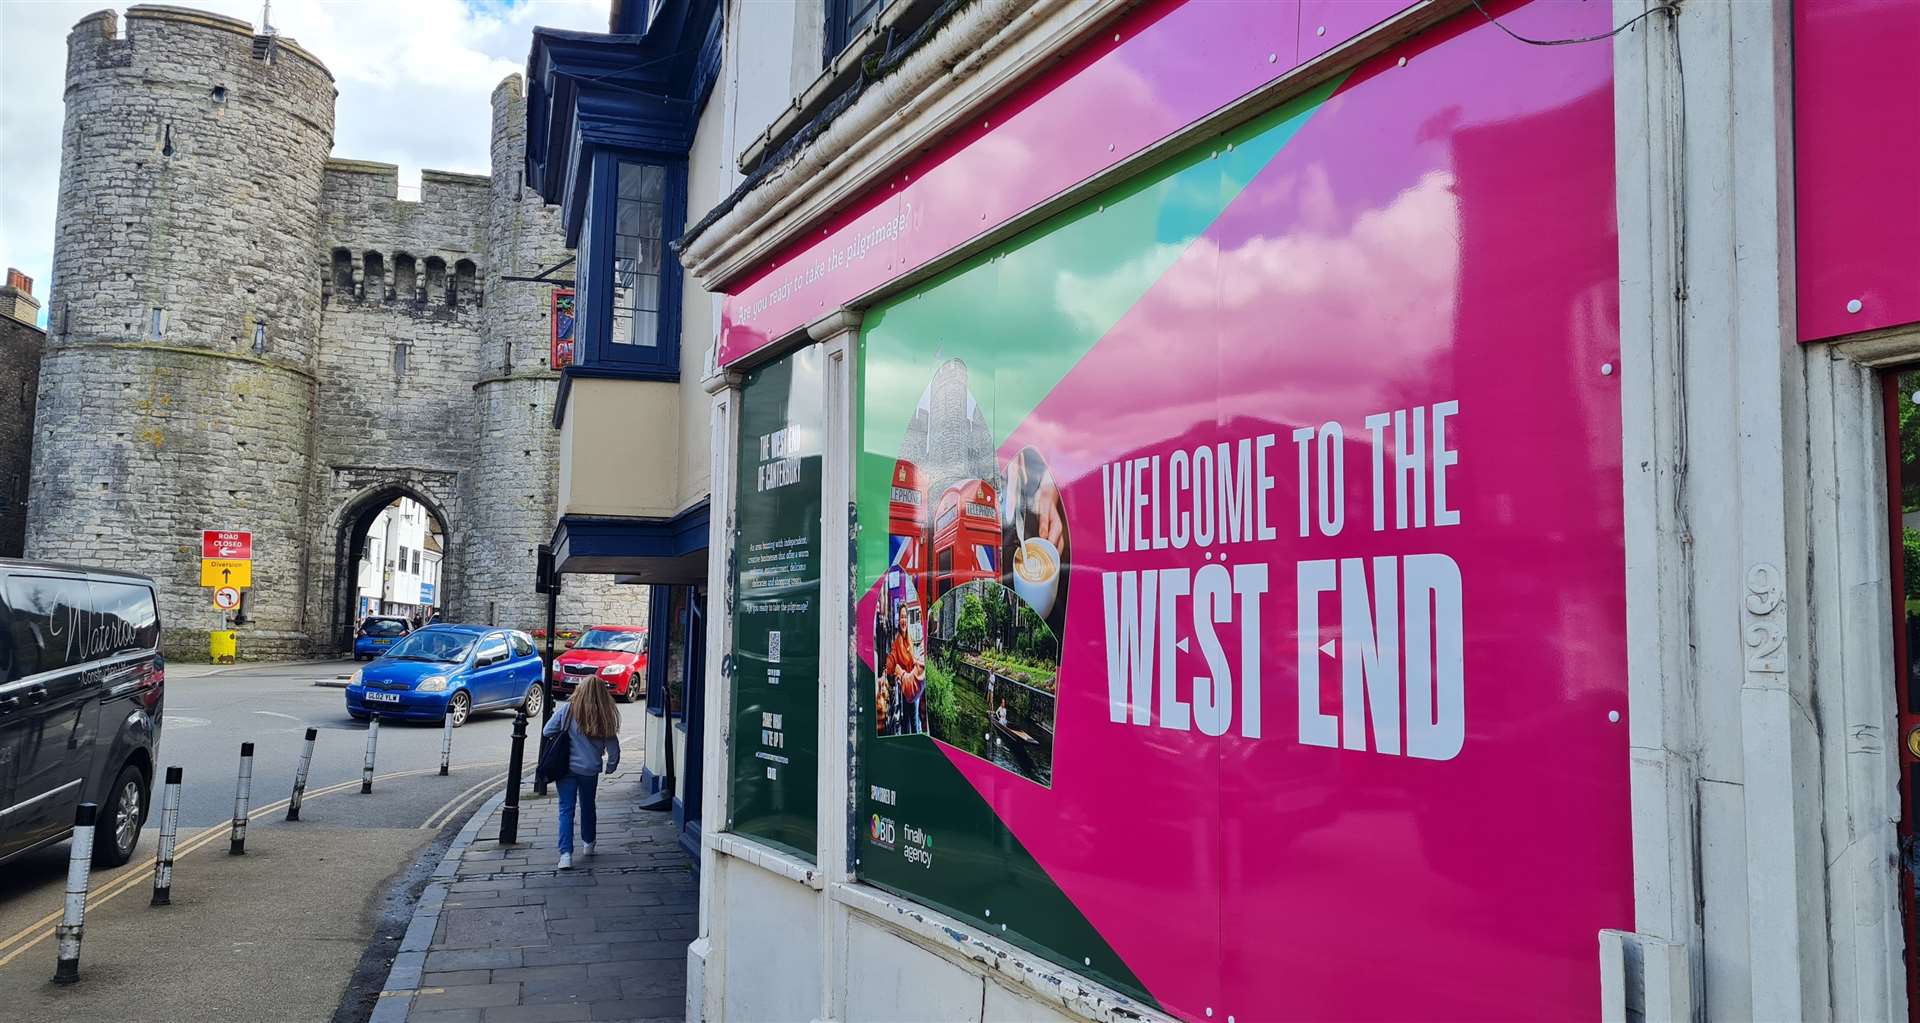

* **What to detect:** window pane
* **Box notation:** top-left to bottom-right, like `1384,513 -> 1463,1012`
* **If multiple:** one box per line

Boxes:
5,576 -> 91,676
89,581 -> 159,656
608,161 -> 666,350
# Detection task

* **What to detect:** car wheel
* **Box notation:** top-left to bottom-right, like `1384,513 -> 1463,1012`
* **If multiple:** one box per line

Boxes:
447,690 -> 472,728
615,685 -> 632,703
523,684 -> 544,720
94,763 -> 147,867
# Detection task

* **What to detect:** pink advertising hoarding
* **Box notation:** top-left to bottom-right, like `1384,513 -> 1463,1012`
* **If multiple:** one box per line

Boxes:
1795,0 -> 1920,342
849,2 -> 1632,1019
718,0 -> 1431,365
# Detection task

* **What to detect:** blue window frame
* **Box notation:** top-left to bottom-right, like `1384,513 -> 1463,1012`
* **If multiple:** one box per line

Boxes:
576,151 -> 686,380
826,0 -> 889,60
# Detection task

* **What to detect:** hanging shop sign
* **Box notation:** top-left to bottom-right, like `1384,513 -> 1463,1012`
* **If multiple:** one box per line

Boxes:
728,345 -> 825,861
551,288 -> 577,369
849,5 -> 1630,1020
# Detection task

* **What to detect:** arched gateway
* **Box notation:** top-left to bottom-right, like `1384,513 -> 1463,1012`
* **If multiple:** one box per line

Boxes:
323,481 -> 458,653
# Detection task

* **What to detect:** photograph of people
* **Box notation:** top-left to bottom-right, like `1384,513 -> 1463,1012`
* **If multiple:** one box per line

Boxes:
881,613 -> 926,735
1002,445 -> 1070,634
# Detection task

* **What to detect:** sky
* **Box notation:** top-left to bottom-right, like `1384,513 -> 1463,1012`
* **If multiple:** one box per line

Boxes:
0,0 -> 609,327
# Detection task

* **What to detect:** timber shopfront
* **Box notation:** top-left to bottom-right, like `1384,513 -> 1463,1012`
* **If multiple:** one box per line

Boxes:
680,0 -> 1920,1020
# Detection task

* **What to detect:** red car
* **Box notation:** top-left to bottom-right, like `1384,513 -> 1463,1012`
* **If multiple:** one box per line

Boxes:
550,625 -> 648,701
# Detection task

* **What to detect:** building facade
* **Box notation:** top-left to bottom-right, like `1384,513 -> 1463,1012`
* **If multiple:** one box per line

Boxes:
0,268 -> 45,558
26,5 -> 648,657
530,0 -> 1920,1019
355,496 -> 443,621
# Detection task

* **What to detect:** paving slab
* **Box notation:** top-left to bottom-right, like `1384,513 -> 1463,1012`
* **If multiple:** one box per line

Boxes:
381,767 -> 698,1022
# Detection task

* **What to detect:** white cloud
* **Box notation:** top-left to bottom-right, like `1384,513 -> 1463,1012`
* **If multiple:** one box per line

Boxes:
0,0 -> 608,326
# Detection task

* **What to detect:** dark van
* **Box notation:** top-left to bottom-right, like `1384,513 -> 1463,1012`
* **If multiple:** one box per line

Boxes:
0,561 -> 163,867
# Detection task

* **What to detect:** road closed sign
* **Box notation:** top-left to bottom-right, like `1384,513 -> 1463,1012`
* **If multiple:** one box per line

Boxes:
200,558 -> 252,588
202,530 -> 252,559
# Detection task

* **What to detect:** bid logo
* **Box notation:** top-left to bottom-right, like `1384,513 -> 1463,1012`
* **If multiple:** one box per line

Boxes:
869,814 -> 897,850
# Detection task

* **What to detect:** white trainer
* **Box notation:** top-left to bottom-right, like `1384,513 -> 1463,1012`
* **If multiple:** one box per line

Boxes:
583,843 -> 594,857
558,852 -> 573,870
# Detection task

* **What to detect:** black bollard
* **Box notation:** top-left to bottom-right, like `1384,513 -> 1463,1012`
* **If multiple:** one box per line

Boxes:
288,727 -> 317,821
53,803 -> 97,984
229,742 -> 254,855
361,718 -> 379,794
498,710 -> 528,845
151,766 -> 183,905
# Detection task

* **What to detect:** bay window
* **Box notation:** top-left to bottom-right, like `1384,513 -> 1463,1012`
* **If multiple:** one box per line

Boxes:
575,153 -> 686,379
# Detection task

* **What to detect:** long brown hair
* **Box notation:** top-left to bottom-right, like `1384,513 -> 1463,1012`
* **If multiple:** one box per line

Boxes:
570,675 -> 621,740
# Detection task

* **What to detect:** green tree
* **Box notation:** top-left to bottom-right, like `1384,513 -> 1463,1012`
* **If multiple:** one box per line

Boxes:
956,592 -> 988,651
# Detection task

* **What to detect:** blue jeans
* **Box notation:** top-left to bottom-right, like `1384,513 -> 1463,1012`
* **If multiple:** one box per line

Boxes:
555,772 -> 599,854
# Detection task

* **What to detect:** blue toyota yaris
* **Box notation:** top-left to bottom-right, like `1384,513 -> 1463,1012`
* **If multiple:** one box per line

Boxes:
352,615 -> 412,660
346,624 -> 545,726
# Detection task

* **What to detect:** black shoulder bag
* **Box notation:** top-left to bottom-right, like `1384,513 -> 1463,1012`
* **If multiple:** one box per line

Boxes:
536,705 -> 573,785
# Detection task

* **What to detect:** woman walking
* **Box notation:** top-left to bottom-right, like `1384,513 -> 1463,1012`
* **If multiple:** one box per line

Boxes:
543,674 -> 621,870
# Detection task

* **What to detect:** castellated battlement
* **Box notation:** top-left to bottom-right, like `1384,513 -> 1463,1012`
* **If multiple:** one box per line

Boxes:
321,160 -> 490,309
69,6 -> 333,101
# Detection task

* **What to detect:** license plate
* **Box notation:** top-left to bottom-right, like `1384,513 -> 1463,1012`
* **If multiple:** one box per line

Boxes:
365,692 -> 402,703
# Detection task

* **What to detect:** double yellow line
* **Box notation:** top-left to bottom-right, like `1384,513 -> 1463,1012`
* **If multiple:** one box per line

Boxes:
0,762 -> 497,968
420,771 -> 509,831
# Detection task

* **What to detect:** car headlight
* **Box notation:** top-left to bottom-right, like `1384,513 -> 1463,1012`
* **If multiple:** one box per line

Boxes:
349,668 -> 363,686
599,663 -> 625,677
416,676 -> 449,692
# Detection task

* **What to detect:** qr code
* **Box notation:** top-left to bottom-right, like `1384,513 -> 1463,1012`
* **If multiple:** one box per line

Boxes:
767,630 -> 782,663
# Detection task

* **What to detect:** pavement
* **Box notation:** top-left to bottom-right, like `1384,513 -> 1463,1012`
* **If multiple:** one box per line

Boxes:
375,768 -> 696,1023
0,659 -> 539,1022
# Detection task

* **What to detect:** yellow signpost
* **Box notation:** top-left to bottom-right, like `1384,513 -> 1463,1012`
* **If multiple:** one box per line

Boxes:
200,557 -> 253,588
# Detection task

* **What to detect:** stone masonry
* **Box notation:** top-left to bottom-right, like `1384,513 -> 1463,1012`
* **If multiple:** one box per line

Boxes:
27,5 -> 648,657
0,269 -> 46,557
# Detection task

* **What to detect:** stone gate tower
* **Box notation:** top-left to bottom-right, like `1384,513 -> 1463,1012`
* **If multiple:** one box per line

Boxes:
29,5 -> 649,657
30,7 -> 335,656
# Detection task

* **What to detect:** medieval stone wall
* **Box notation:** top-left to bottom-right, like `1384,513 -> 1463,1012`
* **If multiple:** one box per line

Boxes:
302,161 -> 490,646
28,5 -> 648,656
30,7 -> 335,657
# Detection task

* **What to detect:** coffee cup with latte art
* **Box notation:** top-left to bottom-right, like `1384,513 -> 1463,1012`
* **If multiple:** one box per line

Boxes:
1013,536 -> 1060,618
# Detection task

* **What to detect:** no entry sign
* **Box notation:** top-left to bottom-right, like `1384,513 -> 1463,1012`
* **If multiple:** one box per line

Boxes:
202,530 -> 252,560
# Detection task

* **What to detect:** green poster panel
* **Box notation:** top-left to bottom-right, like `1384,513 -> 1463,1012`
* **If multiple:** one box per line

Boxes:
729,345 -> 823,861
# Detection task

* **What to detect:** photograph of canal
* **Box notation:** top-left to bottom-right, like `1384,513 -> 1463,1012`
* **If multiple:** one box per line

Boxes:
923,580 -> 1059,786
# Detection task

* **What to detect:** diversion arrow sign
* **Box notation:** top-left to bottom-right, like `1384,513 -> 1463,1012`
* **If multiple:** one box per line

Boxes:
201,558 -> 252,588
